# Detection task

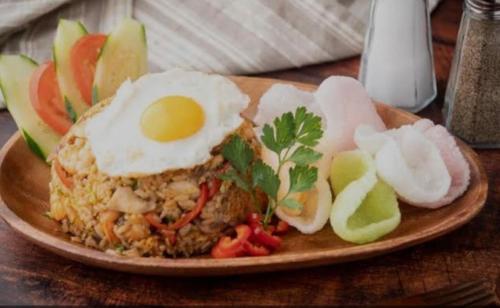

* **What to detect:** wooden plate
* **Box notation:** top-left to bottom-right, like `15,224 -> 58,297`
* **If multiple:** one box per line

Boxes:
0,77 -> 488,276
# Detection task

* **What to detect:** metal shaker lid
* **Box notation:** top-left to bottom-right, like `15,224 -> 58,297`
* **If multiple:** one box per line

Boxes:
466,0 -> 500,20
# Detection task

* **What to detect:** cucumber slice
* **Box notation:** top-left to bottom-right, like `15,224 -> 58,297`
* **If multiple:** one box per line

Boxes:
330,150 -> 401,244
0,55 -> 60,161
53,19 -> 88,119
93,18 -> 148,104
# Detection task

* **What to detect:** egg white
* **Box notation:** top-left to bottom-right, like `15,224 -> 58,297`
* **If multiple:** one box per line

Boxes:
85,68 -> 249,177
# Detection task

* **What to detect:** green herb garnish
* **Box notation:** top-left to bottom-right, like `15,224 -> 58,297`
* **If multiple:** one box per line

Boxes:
219,135 -> 262,213
220,107 -> 323,226
115,244 -> 125,253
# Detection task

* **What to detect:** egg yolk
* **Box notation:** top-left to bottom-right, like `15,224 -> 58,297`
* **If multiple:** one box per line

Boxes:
141,96 -> 205,142
281,189 -> 318,219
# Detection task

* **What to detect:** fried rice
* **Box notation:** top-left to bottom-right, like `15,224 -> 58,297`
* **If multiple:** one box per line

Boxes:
49,99 -> 260,257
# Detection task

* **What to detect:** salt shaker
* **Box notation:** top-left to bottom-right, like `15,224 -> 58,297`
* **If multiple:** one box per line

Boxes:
444,0 -> 500,148
359,0 -> 437,113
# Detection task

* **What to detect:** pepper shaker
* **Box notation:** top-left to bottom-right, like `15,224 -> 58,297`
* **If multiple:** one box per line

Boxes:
359,0 -> 437,113
444,0 -> 500,148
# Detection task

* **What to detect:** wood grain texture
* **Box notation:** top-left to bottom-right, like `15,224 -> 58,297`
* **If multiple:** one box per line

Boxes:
0,77 -> 488,277
0,0 -> 497,305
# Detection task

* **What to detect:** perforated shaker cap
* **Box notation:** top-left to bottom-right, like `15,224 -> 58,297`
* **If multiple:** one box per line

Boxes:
466,0 -> 500,19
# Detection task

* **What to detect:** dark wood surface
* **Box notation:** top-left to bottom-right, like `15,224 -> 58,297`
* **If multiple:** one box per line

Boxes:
0,0 -> 497,305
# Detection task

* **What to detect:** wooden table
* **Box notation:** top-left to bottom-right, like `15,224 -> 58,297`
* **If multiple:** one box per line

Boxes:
0,0 -> 498,305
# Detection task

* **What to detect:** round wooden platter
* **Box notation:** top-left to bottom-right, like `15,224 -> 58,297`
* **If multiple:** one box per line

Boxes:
0,76 -> 488,276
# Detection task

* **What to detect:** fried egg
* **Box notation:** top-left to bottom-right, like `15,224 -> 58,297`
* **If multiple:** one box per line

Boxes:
85,69 -> 249,177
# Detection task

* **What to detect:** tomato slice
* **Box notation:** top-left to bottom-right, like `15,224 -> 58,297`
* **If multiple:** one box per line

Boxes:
29,61 -> 71,135
70,34 -> 107,105
211,224 -> 252,259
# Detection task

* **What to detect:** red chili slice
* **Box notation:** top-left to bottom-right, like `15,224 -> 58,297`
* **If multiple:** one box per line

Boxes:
242,241 -> 270,256
143,212 -> 177,245
143,212 -> 166,230
247,212 -> 262,229
267,225 -> 276,234
246,212 -> 278,234
252,226 -> 282,250
208,178 -> 222,199
145,181 -> 213,246
275,220 -> 290,235
168,182 -> 209,230
211,224 -> 252,258
160,229 -> 177,245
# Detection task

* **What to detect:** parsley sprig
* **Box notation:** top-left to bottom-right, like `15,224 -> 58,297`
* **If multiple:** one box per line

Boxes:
219,135 -> 265,214
220,107 -> 324,226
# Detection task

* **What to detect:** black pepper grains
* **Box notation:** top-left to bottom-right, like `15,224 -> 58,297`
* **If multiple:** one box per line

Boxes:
444,0 -> 500,148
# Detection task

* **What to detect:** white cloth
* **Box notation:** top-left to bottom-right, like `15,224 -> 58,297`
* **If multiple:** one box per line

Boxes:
0,0 -> 441,108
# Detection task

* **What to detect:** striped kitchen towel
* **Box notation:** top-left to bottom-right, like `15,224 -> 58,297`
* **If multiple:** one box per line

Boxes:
0,0 -> 441,107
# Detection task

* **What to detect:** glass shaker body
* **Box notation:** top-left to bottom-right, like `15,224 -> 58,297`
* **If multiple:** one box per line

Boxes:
444,0 -> 500,148
359,0 -> 437,113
